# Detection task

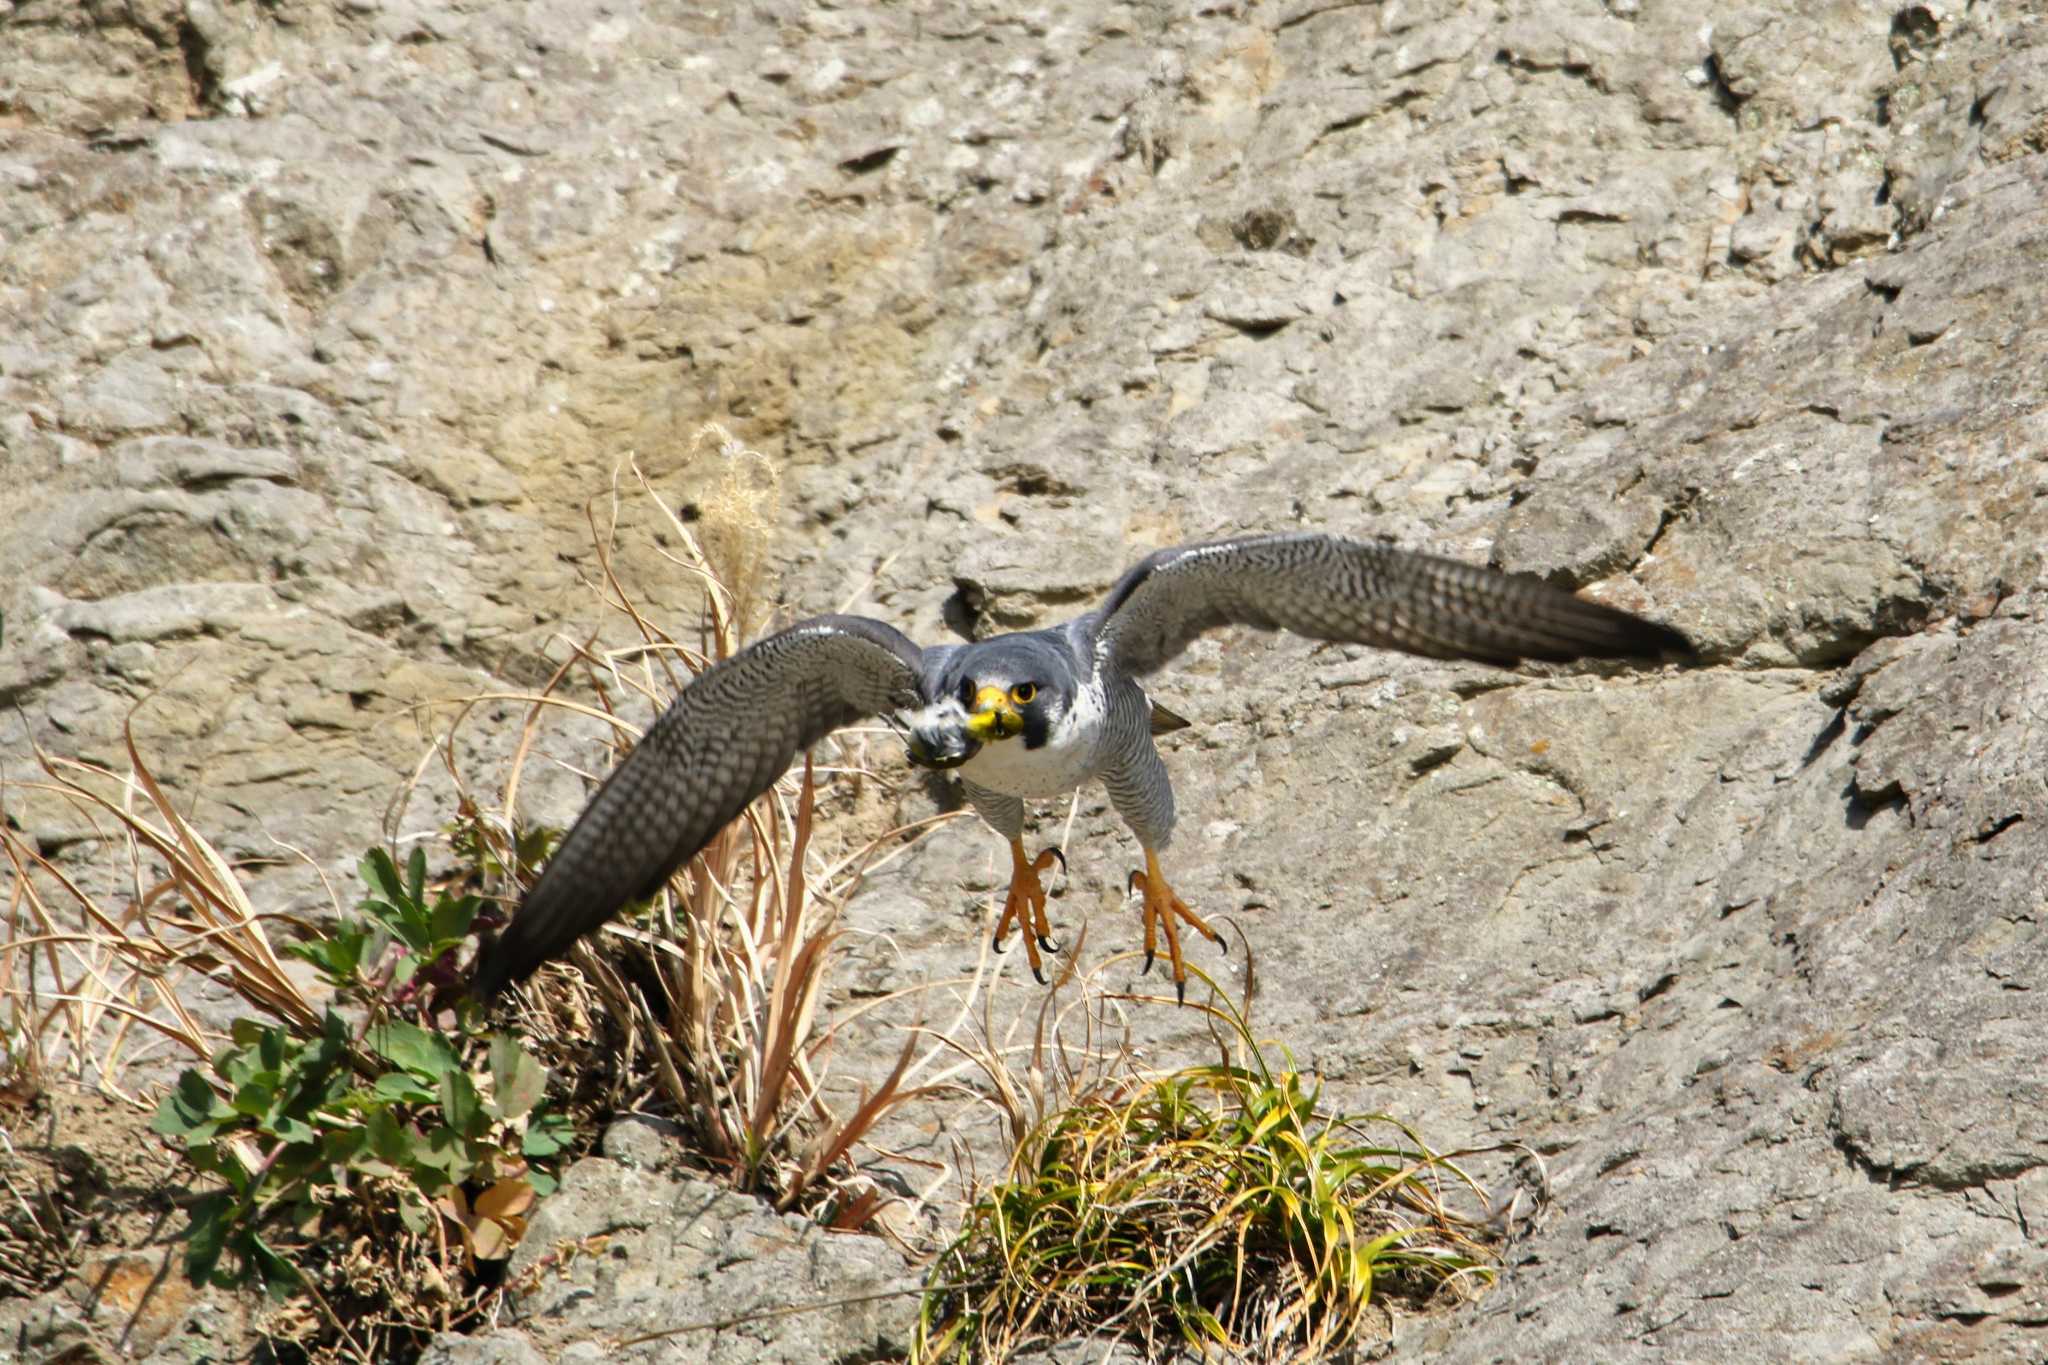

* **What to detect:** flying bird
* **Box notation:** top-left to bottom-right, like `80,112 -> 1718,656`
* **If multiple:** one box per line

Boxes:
472,532 -> 1690,1002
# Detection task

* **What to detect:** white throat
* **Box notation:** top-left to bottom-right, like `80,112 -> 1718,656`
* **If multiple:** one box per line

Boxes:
957,674 -> 1108,799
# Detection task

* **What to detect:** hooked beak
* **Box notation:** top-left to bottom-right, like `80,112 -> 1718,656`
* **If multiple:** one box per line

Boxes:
964,685 -> 1025,742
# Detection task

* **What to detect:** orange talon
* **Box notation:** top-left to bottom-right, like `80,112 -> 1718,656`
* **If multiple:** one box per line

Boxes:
1129,848 -> 1226,1004
992,839 -> 1064,983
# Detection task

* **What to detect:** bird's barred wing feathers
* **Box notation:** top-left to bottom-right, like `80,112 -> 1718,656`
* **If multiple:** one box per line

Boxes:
1091,533 -> 1691,678
474,614 -> 925,998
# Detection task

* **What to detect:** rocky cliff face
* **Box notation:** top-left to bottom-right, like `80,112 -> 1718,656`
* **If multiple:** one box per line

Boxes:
4,1 -> 2045,1360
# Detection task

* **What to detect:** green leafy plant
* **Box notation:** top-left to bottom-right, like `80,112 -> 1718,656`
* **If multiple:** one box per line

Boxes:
2,729 -> 583,1358
916,980 -> 1506,1363
150,847 -> 571,1304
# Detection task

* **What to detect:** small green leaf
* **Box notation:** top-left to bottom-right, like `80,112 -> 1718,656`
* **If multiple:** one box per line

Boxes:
365,1106 -> 411,1164
322,1123 -> 368,1168
283,925 -> 372,985
249,1234 -> 302,1299
395,1188 -> 433,1234
369,1071 -> 436,1104
523,1110 -> 576,1158
488,1035 -> 547,1121
439,1066 -> 485,1140
182,1191 -> 234,1286
359,848 -> 404,906
184,1142 -> 232,1186
152,1070 -> 228,1141
229,1017 -> 268,1051
412,1125 -> 472,1185
367,1019 -> 460,1079
231,1075 -> 281,1122
269,1115 -> 319,1146
429,892 -> 481,950
405,846 -> 428,909
513,825 -> 559,877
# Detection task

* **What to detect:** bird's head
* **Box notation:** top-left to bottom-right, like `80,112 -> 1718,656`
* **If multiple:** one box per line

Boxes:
903,635 -> 1072,768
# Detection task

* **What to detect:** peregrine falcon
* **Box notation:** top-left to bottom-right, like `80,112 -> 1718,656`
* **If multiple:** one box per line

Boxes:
473,532 -> 1689,1002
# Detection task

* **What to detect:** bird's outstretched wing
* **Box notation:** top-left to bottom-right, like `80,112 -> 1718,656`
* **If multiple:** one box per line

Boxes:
1090,532 -> 1691,678
473,614 -> 926,998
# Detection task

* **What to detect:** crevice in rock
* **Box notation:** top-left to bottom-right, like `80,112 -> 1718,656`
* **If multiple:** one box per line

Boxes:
1791,611 -> 1937,670
838,146 -> 900,176
941,579 -> 984,641
1231,205 -> 1300,253
1699,53 -> 1743,119
1638,971 -> 1678,1004
87,131 -> 152,154
1408,743 -> 1459,778
1889,6 -> 1943,71
1216,315 -> 1291,339
1306,89 -> 1433,155
1831,1129 -> 1905,1187
176,17 -> 218,117
1970,812 -> 2023,845
1639,485 -> 1700,565
1842,774 -> 1906,830
1493,48 -> 1608,96
987,464 -> 1079,497
1275,1 -> 1374,33
1799,708 -> 1848,768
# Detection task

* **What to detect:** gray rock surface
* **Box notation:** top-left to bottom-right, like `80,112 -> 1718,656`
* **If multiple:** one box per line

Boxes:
4,0 -> 2046,1361
483,1157 -> 914,1364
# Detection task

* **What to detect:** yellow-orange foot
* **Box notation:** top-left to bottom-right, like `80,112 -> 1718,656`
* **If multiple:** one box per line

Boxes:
992,839 -> 1065,983
1128,848 -> 1227,1005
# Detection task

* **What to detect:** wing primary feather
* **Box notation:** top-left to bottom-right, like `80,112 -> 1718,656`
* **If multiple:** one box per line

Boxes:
472,615 -> 923,999
1092,533 -> 1692,678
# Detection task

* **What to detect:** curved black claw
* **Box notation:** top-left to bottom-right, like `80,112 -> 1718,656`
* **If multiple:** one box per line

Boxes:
1031,961 -> 1048,985
1042,846 -> 1067,873
1175,978 -> 1187,1007
1037,934 -> 1059,954
1142,949 -> 1157,975
991,932 -> 1009,955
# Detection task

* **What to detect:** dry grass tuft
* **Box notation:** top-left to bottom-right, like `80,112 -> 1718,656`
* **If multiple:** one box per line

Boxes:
470,434 -> 973,1233
1,722 -> 324,1096
690,420 -> 784,641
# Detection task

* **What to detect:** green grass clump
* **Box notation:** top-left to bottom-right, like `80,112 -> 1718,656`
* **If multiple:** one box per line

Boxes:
917,990 -> 1499,1362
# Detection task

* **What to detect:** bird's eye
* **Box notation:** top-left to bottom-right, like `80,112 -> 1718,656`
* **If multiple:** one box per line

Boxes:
1011,682 -> 1038,705
958,677 -> 976,706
